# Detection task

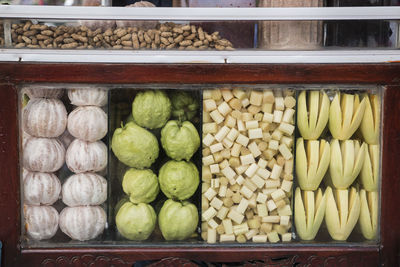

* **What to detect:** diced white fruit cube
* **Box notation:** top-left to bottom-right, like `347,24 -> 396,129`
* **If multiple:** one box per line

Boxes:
245,229 -> 259,240
251,175 -> 265,189
211,178 -> 220,188
270,164 -> 283,180
202,155 -> 215,166
271,189 -> 286,201
240,185 -> 253,199
218,101 -> 232,116
215,126 -> 230,142
281,180 -> 293,193
204,188 -> 218,201
282,108 -> 295,123
284,159 -> 294,175
242,98 -> 250,108
222,138 -> 234,149
262,216 -> 280,223
236,134 -> 249,147
263,90 -> 274,103
220,234 -> 235,242
236,175 -> 245,185
268,231 -> 280,243
256,193 -> 268,203
267,200 -> 277,211
244,179 -> 257,192
237,198 -> 249,214
281,232 -> 292,242
227,209 -> 244,224
257,168 -> 271,179
252,235 -> 267,243
202,206 -> 217,221
269,140 -> 279,150
257,204 -> 268,217
250,91 -> 263,106
278,122 -> 295,136
210,197 -> 224,210
203,123 -> 218,134
263,112 -> 274,123
277,205 -> 292,216
233,222 -> 249,235
221,89 -> 234,101
240,154 -> 255,165
248,142 -> 262,158
227,128 -> 239,142
245,120 -> 259,130
207,228 -> 217,243
210,110 -> 224,124
217,206 -> 229,220
237,120 -> 246,132
271,129 -> 283,141
221,166 -> 236,181
218,185 -> 227,197
203,133 -> 215,147
265,179 -> 281,188
280,215 -> 290,226
225,115 -> 236,128
231,143 -> 242,157
248,128 -> 263,139
208,219 -> 219,229
258,158 -> 268,169
245,163 -> 259,177
235,165 -> 248,175
204,99 -> 217,112
275,97 -> 285,111
278,144 -> 292,160
273,110 -> 283,123
281,136 -> 293,148
223,219 -> 233,235
210,143 -> 223,153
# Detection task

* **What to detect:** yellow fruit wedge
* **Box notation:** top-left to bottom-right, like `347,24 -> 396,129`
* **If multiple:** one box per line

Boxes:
329,139 -> 366,189
325,186 -> 361,241
295,187 -> 327,240
360,94 -> 380,145
329,93 -> 366,140
296,138 -> 330,191
297,91 -> 330,140
360,144 -> 380,191
359,190 -> 378,240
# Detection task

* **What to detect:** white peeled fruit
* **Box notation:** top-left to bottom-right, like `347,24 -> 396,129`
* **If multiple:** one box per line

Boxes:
295,187 -> 327,240
66,139 -> 107,173
360,94 -> 380,145
360,144 -> 380,192
67,106 -> 107,142
329,139 -> 366,189
23,171 -> 61,205
325,187 -> 360,241
296,138 -> 330,191
23,87 -> 64,99
359,189 -> 378,240
62,172 -> 107,207
297,90 -> 330,140
23,137 -> 65,172
68,87 -> 108,107
329,92 -> 366,140
59,206 -> 106,241
24,205 -> 59,240
23,98 -> 67,138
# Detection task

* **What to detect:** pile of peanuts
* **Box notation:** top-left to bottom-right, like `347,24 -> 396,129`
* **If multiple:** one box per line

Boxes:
10,21 -> 234,50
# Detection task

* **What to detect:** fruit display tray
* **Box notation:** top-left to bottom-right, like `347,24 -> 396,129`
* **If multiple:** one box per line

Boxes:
0,63 -> 399,266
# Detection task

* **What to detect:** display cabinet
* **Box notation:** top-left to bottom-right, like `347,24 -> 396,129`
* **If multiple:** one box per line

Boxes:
0,5 -> 399,267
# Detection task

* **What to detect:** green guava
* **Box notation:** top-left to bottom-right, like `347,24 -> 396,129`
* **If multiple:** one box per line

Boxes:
158,199 -> 198,241
169,91 -> 198,121
111,121 -> 159,169
132,90 -> 171,129
116,202 -> 156,241
161,120 -> 200,161
158,160 -> 199,200
122,168 -> 159,204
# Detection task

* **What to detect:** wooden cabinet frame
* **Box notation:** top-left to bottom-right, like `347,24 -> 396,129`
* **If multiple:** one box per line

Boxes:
0,63 -> 399,266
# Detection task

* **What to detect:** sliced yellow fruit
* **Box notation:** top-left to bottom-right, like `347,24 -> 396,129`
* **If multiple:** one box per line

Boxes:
359,190 -> 378,240
360,94 -> 380,145
360,144 -> 380,191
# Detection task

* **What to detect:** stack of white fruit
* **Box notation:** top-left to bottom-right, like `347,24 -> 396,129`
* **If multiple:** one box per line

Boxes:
22,87 -> 66,241
60,88 -> 109,241
201,89 -> 296,243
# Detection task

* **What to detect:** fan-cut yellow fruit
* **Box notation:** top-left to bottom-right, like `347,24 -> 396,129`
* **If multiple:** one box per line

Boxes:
296,138 -> 330,191
325,186 -> 360,241
360,94 -> 380,145
329,139 -> 366,189
329,93 -> 366,140
359,190 -> 378,240
295,187 -> 327,240
360,144 -> 380,192
297,91 -> 330,140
